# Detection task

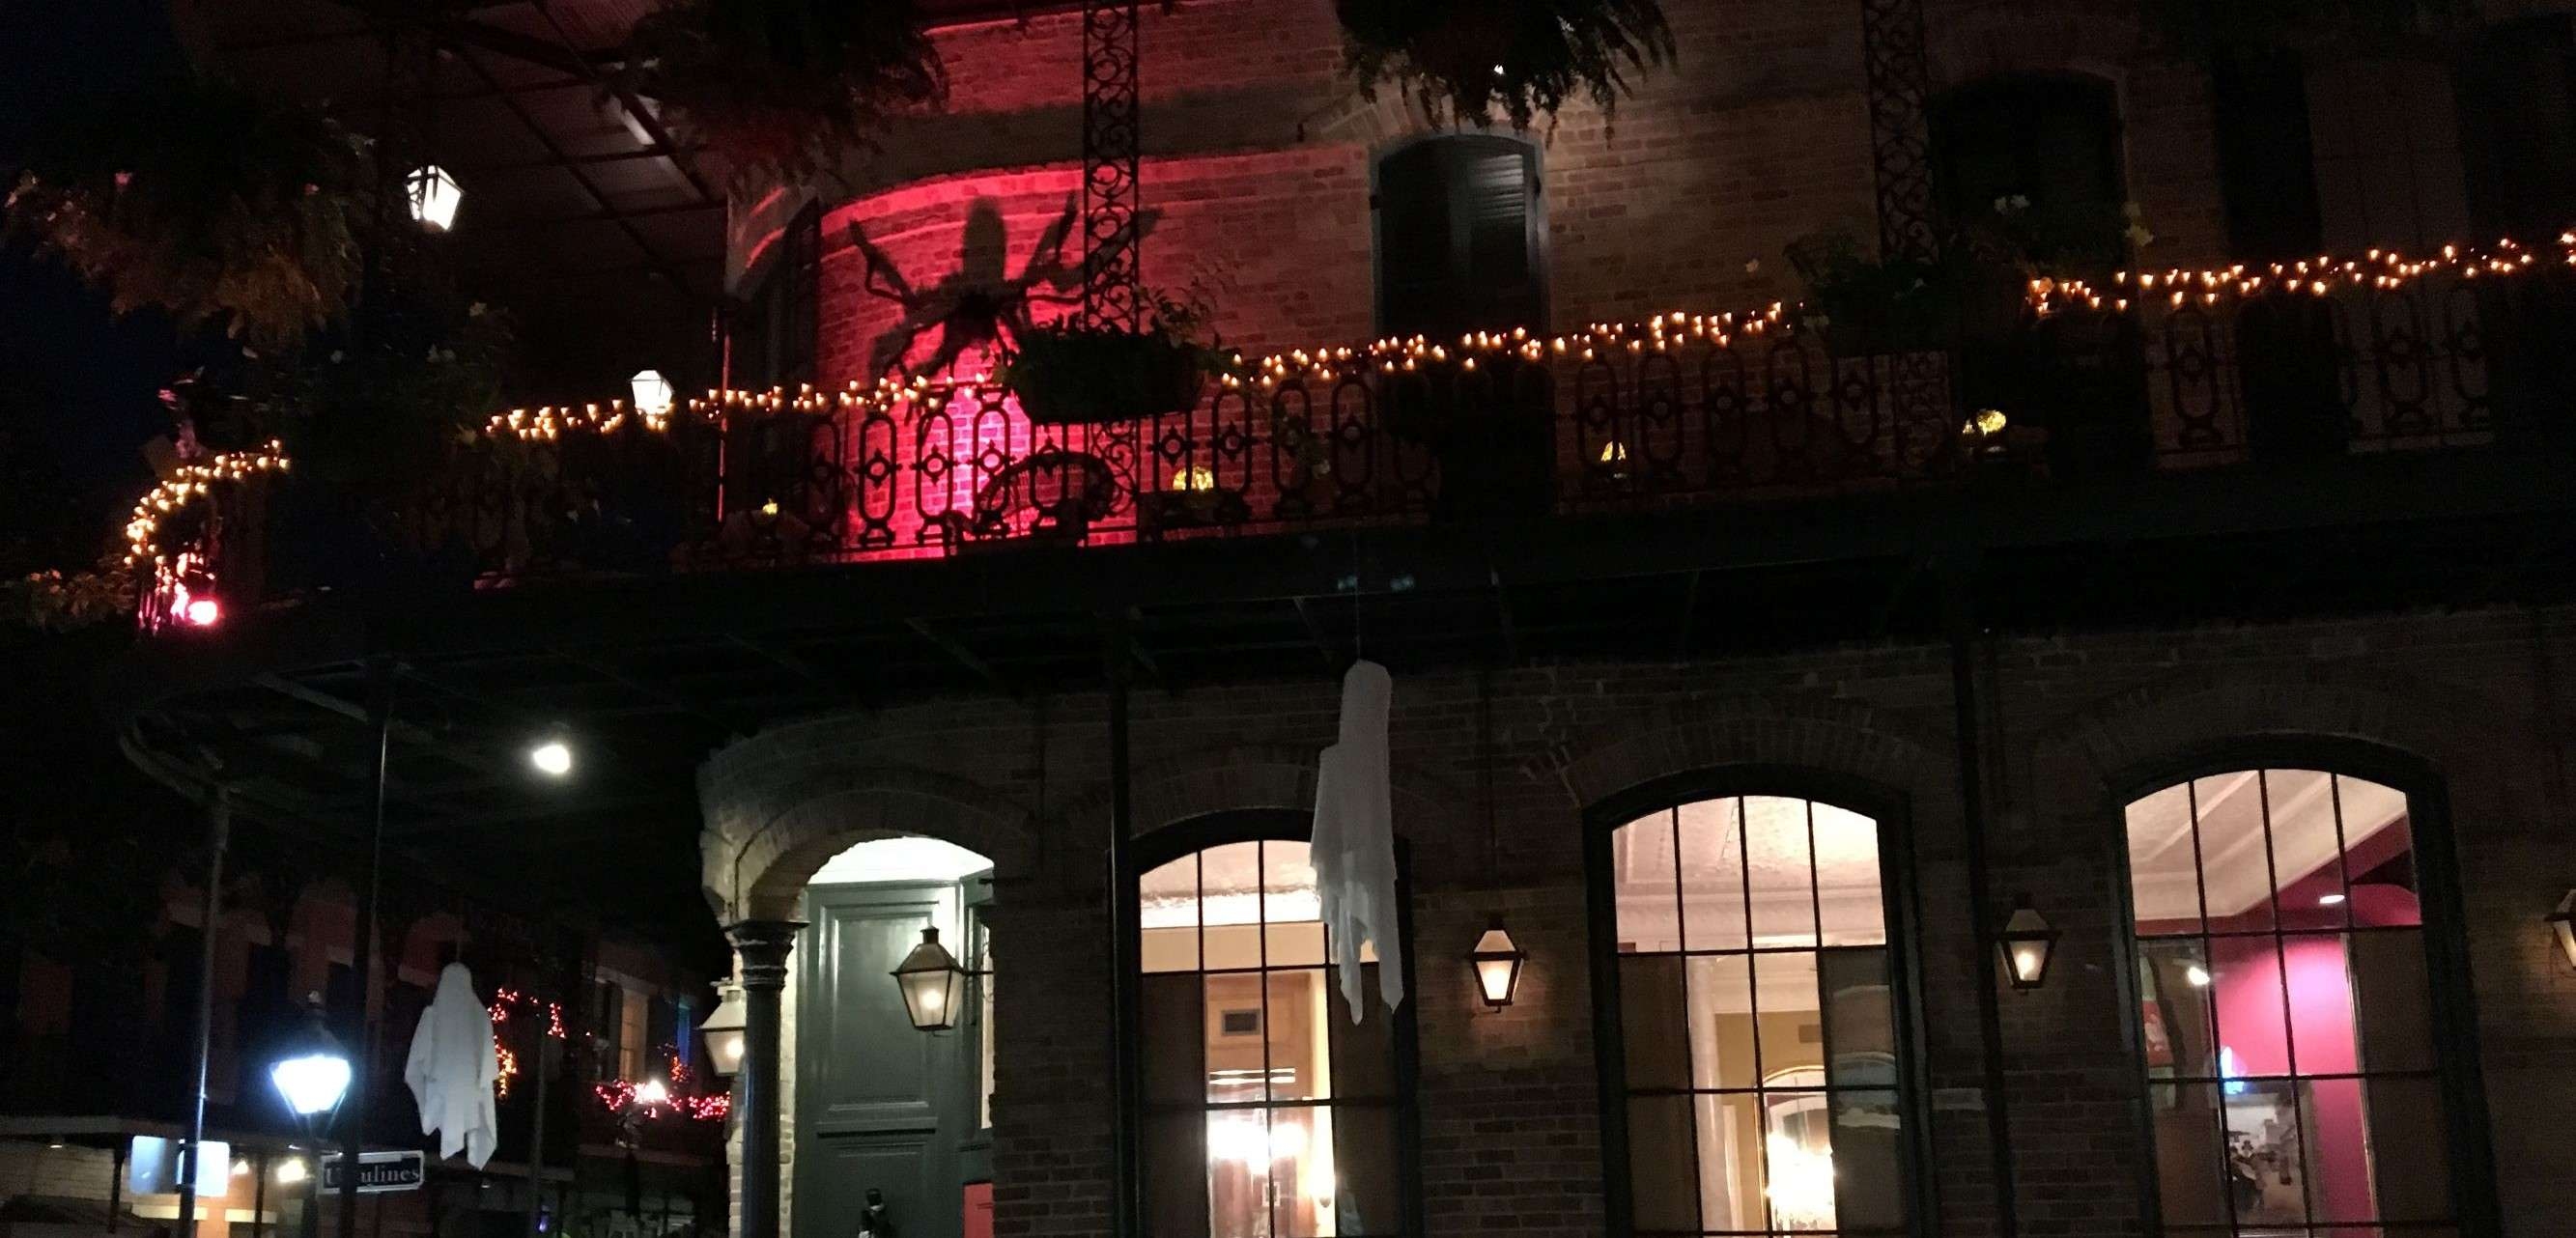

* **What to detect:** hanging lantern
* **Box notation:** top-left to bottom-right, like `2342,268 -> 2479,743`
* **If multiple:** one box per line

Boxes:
698,982 -> 748,1079
1997,900 -> 2058,992
407,165 -> 462,232
1468,915 -> 1525,1010
2550,890 -> 2576,971
630,369 -> 675,416
892,927 -> 969,1032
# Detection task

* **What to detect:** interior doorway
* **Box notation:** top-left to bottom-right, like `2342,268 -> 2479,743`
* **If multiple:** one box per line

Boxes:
795,837 -> 995,1238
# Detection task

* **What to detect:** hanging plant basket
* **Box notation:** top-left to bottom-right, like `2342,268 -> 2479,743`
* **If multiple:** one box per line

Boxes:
618,0 -> 948,191
998,290 -> 1235,426
3,75 -> 371,347
1336,0 -> 1675,129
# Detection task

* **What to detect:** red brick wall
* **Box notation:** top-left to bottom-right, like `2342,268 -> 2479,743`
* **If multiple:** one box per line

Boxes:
704,604 -> 2576,1238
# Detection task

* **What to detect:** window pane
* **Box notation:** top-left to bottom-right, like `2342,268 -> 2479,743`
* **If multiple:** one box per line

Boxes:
1266,970 -> 1329,1102
2263,770 -> 2353,932
1146,1114 -> 1209,1238
2137,939 -> 2220,1080
1263,840 -> 1322,927
1814,802 -> 1885,946
2193,773 -> 2277,928
1142,972 -> 1206,1105
1206,1111 -> 1274,1238
1626,1093 -> 1699,1231
1744,797 -> 1821,948
1820,949 -> 1896,1089
1200,842 -> 1265,927
1753,950 -> 1823,1079
1761,1090 -> 1837,1230
2282,935 -> 2361,1076
1620,953 -> 1689,1090
2126,780 -> 2206,932
1204,972 -> 1270,1104
1828,1087 -> 1907,1233
2219,1079 -> 2308,1228
1325,968 -> 1396,1102
2206,936 -> 2292,1079
2349,930 -> 2434,1073
2336,776 -> 2421,928
1616,813 -> 1684,953
1678,800 -> 1750,952
1684,954 -> 1756,1091
1693,1092 -> 1763,1232
2145,1081 -> 2231,1228
2363,1076 -> 2452,1223
1330,1105 -> 1400,1238
2304,1077 -> 2378,1224
1270,1107 -> 1334,1238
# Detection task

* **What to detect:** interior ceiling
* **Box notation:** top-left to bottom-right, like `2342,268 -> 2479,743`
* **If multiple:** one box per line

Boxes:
2125,770 -> 2410,920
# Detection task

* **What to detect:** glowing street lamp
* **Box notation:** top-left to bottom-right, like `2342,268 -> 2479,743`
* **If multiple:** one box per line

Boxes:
528,734 -> 574,777
1997,900 -> 2059,992
1468,915 -> 1526,1010
269,999 -> 348,1238
699,982 -> 748,1079
407,165 -> 462,232
892,927 -> 970,1032
630,370 -> 676,416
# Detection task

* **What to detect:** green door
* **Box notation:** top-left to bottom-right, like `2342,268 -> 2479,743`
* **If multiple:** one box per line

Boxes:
796,872 -> 992,1238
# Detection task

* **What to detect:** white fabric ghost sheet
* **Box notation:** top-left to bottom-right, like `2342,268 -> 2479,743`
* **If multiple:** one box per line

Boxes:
403,962 -> 500,1168
1311,659 -> 1403,1020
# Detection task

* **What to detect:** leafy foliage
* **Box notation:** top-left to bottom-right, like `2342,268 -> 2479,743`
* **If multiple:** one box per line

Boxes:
1337,0 -> 1674,129
619,0 -> 948,191
997,289 -> 1239,426
3,75 -> 371,348
1786,200 -> 2148,352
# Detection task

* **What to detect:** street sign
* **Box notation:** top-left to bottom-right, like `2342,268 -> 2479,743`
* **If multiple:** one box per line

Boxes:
320,1150 -> 426,1194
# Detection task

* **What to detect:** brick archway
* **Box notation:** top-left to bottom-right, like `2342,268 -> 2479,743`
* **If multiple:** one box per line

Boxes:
1552,694 -> 1953,813
1923,4 -> 2141,93
703,758 -> 1036,924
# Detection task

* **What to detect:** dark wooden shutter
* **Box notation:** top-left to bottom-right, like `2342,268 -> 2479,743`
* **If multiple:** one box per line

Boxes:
2212,46 -> 2325,262
2457,17 -> 2576,239
1376,138 -> 1540,340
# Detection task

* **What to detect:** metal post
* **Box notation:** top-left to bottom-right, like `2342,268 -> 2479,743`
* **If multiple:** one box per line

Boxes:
524,1027 -> 552,1238
342,658 -> 395,1238
726,921 -> 801,1238
1103,615 -> 1141,1238
1858,0 -> 1938,262
1079,0 -> 1144,329
109,1139 -> 127,1233
1942,555 -> 2020,1238
178,788 -> 234,1238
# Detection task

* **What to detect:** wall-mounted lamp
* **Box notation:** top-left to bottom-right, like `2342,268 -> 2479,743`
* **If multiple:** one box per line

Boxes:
1469,915 -> 1525,1010
893,927 -> 972,1032
1997,900 -> 2058,992
698,982 -> 747,1079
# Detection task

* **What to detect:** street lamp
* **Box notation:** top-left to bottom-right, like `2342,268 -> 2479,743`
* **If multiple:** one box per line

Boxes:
698,982 -> 748,1079
1997,900 -> 2059,992
528,731 -> 574,777
1468,915 -> 1526,1010
892,927 -> 970,1032
407,165 -> 462,232
269,999 -> 349,1238
630,370 -> 676,416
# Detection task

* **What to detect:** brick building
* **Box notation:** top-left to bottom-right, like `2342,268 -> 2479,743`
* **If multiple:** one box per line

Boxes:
98,3 -> 2576,1238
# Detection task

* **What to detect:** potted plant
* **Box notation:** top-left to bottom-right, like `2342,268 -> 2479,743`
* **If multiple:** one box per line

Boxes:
3,74 -> 371,348
618,0 -> 948,191
1337,0 -> 1674,129
1784,228 -> 1958,355
997,289 -> 1237,427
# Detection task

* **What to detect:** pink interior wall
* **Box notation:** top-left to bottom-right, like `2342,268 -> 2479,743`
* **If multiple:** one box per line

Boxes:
2208,934 -> 2372,1230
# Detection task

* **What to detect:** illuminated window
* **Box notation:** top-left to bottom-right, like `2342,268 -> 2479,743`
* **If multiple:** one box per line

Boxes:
1138,829 -> 1411,1238
1600,793 -> 1913,1236
2124,769 -> 2469,1232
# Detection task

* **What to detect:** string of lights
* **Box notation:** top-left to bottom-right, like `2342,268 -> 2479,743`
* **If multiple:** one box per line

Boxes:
115,227 -> 2576,626
488,987 -> 565,1101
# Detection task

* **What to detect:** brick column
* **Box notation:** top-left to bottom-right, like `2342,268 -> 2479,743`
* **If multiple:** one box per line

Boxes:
729,920 -> 804,1238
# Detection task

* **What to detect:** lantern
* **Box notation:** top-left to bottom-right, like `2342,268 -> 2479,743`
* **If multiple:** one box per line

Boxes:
630,370 -> 675,416
892,927 -> 970,1032
407,165 -> 462,232
1468,915 -> 1525,1010
269,999 -> 352,1130
2549,890 -> 2576,971
698,982 -> 748,1079
1997,901 -> 2058,991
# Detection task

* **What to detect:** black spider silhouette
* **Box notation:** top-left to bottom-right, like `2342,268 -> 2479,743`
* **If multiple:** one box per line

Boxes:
848,195 -> 1161,381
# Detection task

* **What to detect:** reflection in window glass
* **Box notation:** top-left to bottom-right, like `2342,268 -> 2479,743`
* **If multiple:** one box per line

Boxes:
2124,770 -> 2452,1232
1608,796 -> 1909,1235
1141,839 -> 1405,1238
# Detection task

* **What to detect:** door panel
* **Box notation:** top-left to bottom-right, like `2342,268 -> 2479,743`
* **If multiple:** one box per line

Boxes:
798,881 -> 964,1238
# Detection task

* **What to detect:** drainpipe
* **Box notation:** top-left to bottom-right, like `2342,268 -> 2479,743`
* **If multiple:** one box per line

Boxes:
1942,552 -> 2020,1238
178,786 -> 234,1238
1103,613 -> 1143,1238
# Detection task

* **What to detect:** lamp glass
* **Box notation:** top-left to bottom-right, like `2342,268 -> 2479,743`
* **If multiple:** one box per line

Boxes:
699,982 -> 748,1079
529,739 -> 573,776
2551,890 -> 2576,971
1468,919 -> 1525,1009
892,927 -> 968,1032
630,370 -> 675,416
270,1054 -> 353,1117
408,165 -> 462,232
1997,904 -> 2057,991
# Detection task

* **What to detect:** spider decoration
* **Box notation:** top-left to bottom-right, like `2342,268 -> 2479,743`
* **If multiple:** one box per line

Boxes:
849,195 -> 1161,381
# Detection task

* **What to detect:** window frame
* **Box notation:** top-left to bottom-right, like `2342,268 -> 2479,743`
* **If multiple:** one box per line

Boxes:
1118,809 -> 1424,1238
1368,133 -> 1550,342
2104,737 -> 2500,1237
1584,767 -> 1937,1238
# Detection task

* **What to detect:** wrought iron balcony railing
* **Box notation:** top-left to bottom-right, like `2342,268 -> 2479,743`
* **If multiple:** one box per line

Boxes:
130,260 -> 2576,630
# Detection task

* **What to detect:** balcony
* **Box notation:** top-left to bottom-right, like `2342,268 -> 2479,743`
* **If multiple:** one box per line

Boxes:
128,259 -> 2576,631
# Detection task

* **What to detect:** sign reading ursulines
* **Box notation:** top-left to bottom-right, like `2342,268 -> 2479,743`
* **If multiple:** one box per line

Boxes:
320,1150 -> 426,1194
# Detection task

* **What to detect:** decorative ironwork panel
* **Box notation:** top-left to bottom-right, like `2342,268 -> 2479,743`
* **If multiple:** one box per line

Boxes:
1860,0 -> 1938,263
1081,0 -> 1144,329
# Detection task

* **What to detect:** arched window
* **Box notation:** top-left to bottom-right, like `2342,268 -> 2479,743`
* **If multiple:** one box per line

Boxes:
2122,766 -> 2486,1232
1136,820 -> 1414,1238
1373,136 -> 1544,341
1595,790 -> 1918,1236
1931,75 -> 2127,275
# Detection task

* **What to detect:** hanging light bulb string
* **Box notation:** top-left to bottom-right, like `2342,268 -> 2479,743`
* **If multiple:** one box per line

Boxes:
2025,230 -> 2576,316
